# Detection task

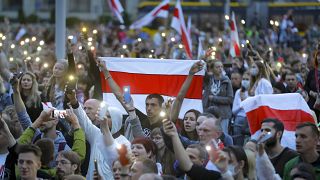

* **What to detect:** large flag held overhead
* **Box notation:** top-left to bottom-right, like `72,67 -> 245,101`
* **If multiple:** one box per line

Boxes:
130,0 -> 170,29
241,93 -> 315,150
99,57 -> 205,118
107,0 -> 124,24
170,0 -> 193,59
229,12 -> 241,58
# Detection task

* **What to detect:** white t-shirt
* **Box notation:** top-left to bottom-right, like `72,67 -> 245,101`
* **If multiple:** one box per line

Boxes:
0,152 -> 9,179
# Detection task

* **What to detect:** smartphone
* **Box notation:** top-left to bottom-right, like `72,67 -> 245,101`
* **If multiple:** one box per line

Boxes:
94,159 -> 98,171
98,101 -> 108,120
258,132 -> 273,144
52,110 -> 67,119
123,86 -> 131,104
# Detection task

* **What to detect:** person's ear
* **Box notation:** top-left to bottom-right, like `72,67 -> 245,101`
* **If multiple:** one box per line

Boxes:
71,164 -> 78,172
36,160 -> 42,170
276,131 -> 282,139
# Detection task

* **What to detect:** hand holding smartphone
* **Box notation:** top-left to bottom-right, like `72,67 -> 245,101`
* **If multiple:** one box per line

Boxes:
98,101 -> 108,121
123,86 -> 131,104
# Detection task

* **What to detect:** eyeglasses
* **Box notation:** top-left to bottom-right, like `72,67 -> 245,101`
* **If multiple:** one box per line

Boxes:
55,160 -> 71,165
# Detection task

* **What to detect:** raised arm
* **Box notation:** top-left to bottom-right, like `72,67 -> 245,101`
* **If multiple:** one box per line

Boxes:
0,52 -> 12,82
170,61 -> 204,123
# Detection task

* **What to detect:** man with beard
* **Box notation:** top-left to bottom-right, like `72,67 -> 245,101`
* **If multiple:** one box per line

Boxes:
260,118 -> 298,178
56,151 -> 81,179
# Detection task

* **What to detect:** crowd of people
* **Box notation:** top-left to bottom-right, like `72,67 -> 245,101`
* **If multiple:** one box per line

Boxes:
0,9 -> 320,180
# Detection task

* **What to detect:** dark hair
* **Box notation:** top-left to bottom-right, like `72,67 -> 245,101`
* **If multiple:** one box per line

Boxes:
18,144 -> 42,159
261,118 -> 284,140
59,151 -> 81,174
291,162 -> 316,180
223,146 -> 248,178
35,138 -> 54,166
146,94 -> 164,106
273,81 -> 286,93
132,137 -> 158,158
187,144 -> 208,161
180,109 -> 201,140
284,72 -> 297,79
296,122 -> 319,138
150,128 -> 162,138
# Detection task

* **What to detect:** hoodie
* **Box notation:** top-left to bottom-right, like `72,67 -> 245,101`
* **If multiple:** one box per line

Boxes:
108,107 -> 131,152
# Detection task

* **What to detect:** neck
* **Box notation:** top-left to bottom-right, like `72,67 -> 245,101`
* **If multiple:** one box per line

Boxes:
301,150 -> 319,163
266,143 -> 284,158
149,116 -> 160,125
213,73 -> 221,79
186,131 -> 197,140
56,77 -> 63,87
43,128 -> 57,140
22,89 -> 31,96
158,146 -> 165,157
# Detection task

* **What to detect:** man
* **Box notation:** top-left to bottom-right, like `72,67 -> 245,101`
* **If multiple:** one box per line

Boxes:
284,72 -> 301,93
231,72 -> 242,96
259,118 -> 298,178
83,99 -> 101,127
17,144 -> 42,180
130,158 -> 158,180
186,144 -> 207,166
56,151 -> 81,179
283,122 -> 320,179
99,60 -> 164,137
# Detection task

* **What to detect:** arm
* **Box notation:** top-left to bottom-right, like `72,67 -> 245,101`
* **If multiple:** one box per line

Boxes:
232,90 -> 242,115
211,80 -> 234,105
124,113 -> 145,139
88,50 -> 102,100
67,90 -> 100,144
65,109 -> 86,161
170,61 -> 204,123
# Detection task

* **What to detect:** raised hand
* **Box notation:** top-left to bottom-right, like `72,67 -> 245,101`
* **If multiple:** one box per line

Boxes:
162,119 -> 178,137
65,108 -> 80,129
189,60 -> 204,75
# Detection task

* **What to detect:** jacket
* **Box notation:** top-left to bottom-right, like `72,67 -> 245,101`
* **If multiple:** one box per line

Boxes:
202,75 -> 233,119
256,152 -> 281,180
283,156 -> 320,180
73,103 -> 118,180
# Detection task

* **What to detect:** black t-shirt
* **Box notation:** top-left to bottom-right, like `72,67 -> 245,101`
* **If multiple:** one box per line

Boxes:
135,109 -> 162,137
270,147 -> 299,178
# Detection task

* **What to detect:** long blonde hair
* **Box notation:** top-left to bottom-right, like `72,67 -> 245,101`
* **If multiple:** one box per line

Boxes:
19,72 -> 41,108
44,61 -> 68,104
249,60 -> 270,92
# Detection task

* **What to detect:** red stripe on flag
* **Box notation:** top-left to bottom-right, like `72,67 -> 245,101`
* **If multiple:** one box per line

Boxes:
111,0 -> 117,9
229,21 -> 235,31
152,4 -> 169,16
233,41 -> 241,57
181,25 -> 192,59
100,72 -> 203,99
173,8 -> 179,18
246,106 -> 315,134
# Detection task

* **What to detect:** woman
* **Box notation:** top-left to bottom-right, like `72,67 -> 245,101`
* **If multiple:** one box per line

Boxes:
151,128 -> 175,175
112,160 -> 131,180
18,72 -> 43,121
203,60 -> 233,134
44,61 -> 68,110
131,137 -> 162,174
232,72 -> 250,146
223,145 -> 249,180
180,109 -> 200,141
248,61 -> 273,96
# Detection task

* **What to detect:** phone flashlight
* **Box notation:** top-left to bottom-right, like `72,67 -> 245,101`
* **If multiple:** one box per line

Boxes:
123,86 -> 131,103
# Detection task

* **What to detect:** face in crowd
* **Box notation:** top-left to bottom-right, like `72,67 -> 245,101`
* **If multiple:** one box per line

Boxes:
145,98 -> 162,119
183,111 -> 197,133
197,117 -> 221,145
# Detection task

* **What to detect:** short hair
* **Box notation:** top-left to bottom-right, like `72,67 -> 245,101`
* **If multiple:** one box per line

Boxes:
59,151 -> 81,174
135,158 -> 158,174
187,144 -> 208,161
199,112 -> 220,120
291,162 -> 316,180
150,128 -> 162,138
18,144 -> 42,159
146,94 -> 164,106
223,146 -> 248,178
132,137 -> 158,158
34,138 -> 54,166
63,174 -> 86,180
284,72 -> 297,79
296,122 -> 319,138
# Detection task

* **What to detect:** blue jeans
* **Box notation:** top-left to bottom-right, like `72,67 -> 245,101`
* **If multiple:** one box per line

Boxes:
221,118 -> 230,135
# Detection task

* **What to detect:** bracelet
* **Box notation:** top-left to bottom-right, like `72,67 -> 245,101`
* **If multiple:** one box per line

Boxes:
128,109 -> 135,112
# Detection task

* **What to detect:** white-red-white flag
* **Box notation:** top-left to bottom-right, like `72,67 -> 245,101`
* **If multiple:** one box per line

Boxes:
130,0 -> 170,29
107,0 -> 124,24
229,12 -> 241,57
170,0 -> 193,59
241,93 -> 315,150
99,57 -> 204,118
